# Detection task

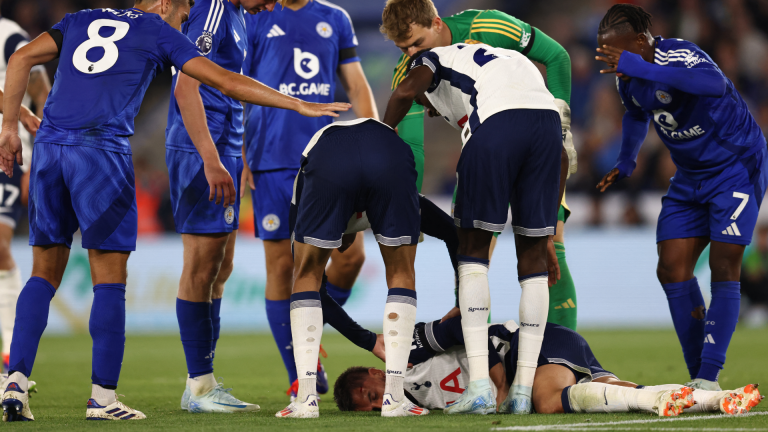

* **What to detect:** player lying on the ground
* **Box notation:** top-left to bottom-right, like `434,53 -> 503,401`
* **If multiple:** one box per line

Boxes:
594,4 -> 768,392
383,42 -> 567,415
276,118 -> 428,419
0,0 -> 348,422
325,303 -> 763,416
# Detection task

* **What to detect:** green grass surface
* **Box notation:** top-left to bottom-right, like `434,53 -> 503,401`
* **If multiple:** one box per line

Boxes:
7,327 -> 767,431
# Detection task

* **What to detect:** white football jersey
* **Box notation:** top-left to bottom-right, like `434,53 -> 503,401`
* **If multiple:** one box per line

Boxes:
405,326 -> 513,410
0,17 -> 34,172
412,43 -> 557,137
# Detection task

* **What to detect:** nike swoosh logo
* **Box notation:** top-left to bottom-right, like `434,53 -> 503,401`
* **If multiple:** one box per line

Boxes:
214,402 -> 247,408
604,388 -> 608,405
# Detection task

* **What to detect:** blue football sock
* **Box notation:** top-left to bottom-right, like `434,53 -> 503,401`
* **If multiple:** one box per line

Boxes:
90,284 -> 127,388
662,278 -> 706,379
176,298 -> 213,379
697,281 -> 741,382
8,277 -> 56,377
266,298 -> 297,384
210,298 -> 222,355
324,281 -> 352,306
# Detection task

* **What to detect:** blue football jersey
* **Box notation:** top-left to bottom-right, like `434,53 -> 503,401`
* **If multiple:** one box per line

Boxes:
166,0 -> 247,157
618,36 -> 766,180
36,8 -> 201,154
244,0 -> 359,172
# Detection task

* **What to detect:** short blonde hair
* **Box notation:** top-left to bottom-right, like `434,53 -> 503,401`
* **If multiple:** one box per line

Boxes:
380,0 -> 438,42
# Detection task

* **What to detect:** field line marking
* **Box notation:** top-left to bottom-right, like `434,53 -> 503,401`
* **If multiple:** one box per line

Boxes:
492,411 -> 768,431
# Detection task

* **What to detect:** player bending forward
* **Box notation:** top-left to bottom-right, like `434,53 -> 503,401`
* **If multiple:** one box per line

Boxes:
275,119 -> 428,418
332,315 -> 763,416
595,4 -> 768,391
0,0 -> 348,422
383,43 -> 566,414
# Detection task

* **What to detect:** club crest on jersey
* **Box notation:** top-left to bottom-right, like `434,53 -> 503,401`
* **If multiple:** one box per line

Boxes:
225,206 -> 235,225
655,90 -> 672,104
262,214 -> 280,232
196,32 -> 214,56
316,22 -> 333,38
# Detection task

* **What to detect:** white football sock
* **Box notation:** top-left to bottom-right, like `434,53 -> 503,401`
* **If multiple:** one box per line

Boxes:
639,384 -> 723,412
6,371 -> 27,391
567,382 -> 658,413
458,262 -> 490,382
0,267 -> 22,355
383,289 -> 417,402
512,275 -> 548,390
290,297 -> 323,403
188,373 -> 216,397
91,384 -> 117,406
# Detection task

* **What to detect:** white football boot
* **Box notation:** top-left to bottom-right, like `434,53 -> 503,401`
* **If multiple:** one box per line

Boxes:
499,385 -> 533,414
181,383 -> 191,411
275,394 -> 319,418
685,378 -> 721,391
86,396 -> 146,420
445,380 -> 496,415
187,382 -> 260,413
1,379 -> 33,421
655,386 -> 695,417
0,375 -> 36,397
380,393 -> 429,417
720,384 -> 763,415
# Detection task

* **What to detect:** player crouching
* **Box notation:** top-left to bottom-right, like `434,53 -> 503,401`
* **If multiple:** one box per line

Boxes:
275,119 -> 428,418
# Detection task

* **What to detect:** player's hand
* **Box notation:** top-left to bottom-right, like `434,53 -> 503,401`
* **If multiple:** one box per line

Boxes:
240,165 -> 255,198
547,237 -> 561,288
596,168 -> 620,193
296,101 -> 351,118
19,107 -> 41,137
595,45 -> 627,79
337,233 -> 357,253
204,159 -> 235,207
0,129 -> 23,177
441,307 -> 461,323
425,107 -> 441,118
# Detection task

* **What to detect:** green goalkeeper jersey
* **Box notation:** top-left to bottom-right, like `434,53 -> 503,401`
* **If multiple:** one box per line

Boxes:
391,9 -> 572,192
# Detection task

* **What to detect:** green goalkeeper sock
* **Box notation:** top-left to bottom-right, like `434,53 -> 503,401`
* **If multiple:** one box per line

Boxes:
548,242 -> 577,330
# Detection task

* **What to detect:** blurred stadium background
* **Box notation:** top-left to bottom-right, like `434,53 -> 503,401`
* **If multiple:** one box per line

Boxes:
3,0 -> 768,333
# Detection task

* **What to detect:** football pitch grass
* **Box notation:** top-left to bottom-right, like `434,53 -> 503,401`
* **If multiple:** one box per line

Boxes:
9,327 -> 767,431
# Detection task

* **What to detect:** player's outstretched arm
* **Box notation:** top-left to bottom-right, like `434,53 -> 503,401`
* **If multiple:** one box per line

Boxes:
596,109 -> 650,192
175,72 -> 235,207
339,62 -> 379,120
382,66 -> 434,128
0,32 -> 59,176
180,57 -> 350,118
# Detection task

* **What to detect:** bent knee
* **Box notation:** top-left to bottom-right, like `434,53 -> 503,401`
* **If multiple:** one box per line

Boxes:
533,396 -> 564,414
656,260 -> 692,284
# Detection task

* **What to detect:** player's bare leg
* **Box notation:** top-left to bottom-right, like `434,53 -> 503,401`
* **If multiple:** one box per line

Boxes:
276,241 -> 332,418
0,224 -> 21,372
445,228 -> 495,415
325,231 -> 365,304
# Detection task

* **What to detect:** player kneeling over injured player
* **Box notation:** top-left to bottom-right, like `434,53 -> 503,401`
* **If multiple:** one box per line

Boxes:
383,43 -> 567,414
276,118 -> 428,418
326,307 -> 762,416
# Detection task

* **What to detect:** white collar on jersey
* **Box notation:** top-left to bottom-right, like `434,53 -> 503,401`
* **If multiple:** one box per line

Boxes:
302,118 -> 393,157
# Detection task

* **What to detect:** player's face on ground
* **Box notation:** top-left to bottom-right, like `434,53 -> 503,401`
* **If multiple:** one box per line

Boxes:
394,18 -> 445,57
240,0 -> 277,14
350,369 -> 386,411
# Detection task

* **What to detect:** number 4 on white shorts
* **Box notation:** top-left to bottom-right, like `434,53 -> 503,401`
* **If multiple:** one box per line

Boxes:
722,192 -> 749,237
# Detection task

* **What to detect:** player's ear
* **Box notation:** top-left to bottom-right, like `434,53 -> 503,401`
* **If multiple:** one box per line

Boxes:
433,16 -> 442,32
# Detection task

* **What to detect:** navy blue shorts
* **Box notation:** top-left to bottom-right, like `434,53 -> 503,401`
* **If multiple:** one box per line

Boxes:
0,162 -> 25,229
454,109 -> 561,235
493,323 -> 616,384
166,148 -> 242,234
657,147 -> 768,246
293,122 -> 420,248
29,142 -> 137,251
251,168 -> 295,240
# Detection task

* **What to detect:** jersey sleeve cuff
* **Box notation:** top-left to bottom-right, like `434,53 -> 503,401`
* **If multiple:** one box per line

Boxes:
339,56 -> 360,65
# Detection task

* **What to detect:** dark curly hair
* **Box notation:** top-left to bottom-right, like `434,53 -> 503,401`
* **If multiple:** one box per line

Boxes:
333,366 -> 370,411
598,4 -> 653,35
